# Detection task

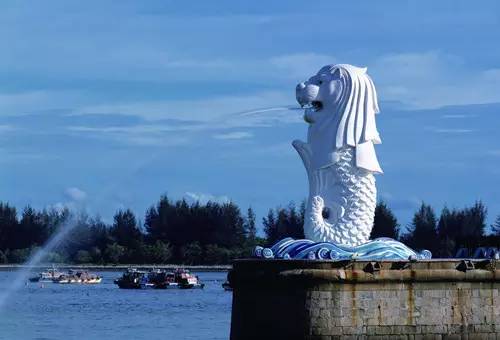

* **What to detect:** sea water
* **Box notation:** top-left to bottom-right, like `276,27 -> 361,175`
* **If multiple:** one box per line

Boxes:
0,270 -> 231,340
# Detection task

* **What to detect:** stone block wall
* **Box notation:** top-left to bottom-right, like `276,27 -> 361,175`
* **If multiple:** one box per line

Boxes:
229,259 -> 500,339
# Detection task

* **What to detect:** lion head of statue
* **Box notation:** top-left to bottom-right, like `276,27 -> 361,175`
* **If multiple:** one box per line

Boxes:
295,64 -> 383,174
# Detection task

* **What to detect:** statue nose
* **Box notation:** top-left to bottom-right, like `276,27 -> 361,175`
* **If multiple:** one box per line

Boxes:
296,83 -> 306,92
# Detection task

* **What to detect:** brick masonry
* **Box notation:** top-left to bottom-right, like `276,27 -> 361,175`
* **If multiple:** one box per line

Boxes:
229,259 -> 500,340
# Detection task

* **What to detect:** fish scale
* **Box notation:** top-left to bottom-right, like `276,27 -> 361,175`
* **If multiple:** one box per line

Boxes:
305,147 -> 376,246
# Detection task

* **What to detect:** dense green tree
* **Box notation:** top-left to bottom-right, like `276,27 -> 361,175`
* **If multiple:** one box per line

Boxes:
0,196 -> 496,264
8,247 -> 36,263
245,207 -> 257,242
204,244 -> 231,264
492,215 -> 500,236
0,250 -> 7,264
370,202 -> 400,240
75,250 -> 92,264
104,243 -> 126,264
89,246 -> 103,264
263,202 -> 305,245
111,209 -> 142,249
436,201 -> 487,255
55,213 -> 93,261
0,203 -> 18,250
406,203 -> 438,252
144,196 -> 170,242
180,242 -> 203,265
146,241 -> 173,264
464,201 -> 487,239
17,206 -> 48,249
43,251 -> 66,263
263,209 -> 277,244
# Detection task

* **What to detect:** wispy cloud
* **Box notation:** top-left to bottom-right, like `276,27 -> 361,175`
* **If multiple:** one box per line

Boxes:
441,114 -> 478,119
184,192 -> 230,204
379,192 -> 421,212
64,187 -> 87,202
50,187 -> 89,213
68,125 -> 191,147
0,91 -> 85,116
213,131 -> 253,140
270,53 -> 335,80
0,124 -> 16,132
370,51 -> 500,108
486,150 -> 500,156
430,128 -> 474,134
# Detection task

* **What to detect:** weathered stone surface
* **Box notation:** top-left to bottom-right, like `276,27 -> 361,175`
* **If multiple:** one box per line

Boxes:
229,259 -> 500,339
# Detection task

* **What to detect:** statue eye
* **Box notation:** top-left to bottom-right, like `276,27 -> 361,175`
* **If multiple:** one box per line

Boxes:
318,80 -> 323,85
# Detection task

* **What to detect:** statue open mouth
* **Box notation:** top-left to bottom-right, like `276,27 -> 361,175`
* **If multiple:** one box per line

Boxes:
302,101 -> 323,112
312,101 -> 323,111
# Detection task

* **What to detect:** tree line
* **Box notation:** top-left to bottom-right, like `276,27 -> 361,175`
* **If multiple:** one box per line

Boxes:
370,200 -> 499,257
0,197 -> 499,264
0,196 -> 260,265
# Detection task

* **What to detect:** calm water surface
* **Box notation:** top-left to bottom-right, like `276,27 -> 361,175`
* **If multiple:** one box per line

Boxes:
0,270 -> 231,340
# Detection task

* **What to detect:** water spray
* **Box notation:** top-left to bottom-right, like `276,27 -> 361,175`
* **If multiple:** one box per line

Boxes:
0,214 -> 79,309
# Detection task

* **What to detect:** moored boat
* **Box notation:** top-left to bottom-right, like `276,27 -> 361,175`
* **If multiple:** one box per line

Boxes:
54,269 -> 102,284
29,267 -> 63,283
173,269 -> 204,289
114,268 -> 204,289
222,281 -> 232,291
114,268 -> 149,289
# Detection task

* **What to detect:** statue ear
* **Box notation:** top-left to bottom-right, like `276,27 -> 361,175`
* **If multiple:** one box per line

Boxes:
331,68 -> 341,79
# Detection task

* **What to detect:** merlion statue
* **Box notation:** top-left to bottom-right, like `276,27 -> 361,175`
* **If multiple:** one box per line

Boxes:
252,63 -> 431,260
293,64 -> 382,246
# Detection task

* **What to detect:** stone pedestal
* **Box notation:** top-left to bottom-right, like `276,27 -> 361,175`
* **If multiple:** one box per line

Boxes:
229,259 -> 500,339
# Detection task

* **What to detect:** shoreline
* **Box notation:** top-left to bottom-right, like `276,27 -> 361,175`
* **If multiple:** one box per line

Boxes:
0,264 -> 231,272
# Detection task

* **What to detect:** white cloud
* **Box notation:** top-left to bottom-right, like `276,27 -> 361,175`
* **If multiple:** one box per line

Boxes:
0,90 -> 85,116
184,192 -> 230,204
64,187 -> 87,202
67,124 -> 192,147
3,49 -> 500,139
370,51 -> 500,109
429,128 -> 474,134
379,192 -> 421,211
0,148 -> 60,164
270,53 -> 335,80
0,124 -> 15,132
487,150 -> 500,156
441,114 -> 478,119
212,131 -> 253,140
65,97 -> 303,146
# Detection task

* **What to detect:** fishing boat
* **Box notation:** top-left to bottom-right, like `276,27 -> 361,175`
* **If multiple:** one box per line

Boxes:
114,268 -> 149,289
114,268 -> 204,289
54,270 -> 102,284
173,268 -> 204,289
29,267 -> 63,283
147,269 -> 177,289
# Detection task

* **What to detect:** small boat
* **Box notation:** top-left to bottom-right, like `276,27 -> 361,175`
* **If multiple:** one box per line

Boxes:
171,269 -> 204,289
114,268 -> 204,289
222,281 -> 232,291
114,268 -> 149,289
29,267 -> 63,283
55,270 -> 102,284
147,269 -> 177,289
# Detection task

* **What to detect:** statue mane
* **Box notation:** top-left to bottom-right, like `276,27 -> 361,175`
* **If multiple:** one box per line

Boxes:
320,64 -> 381,149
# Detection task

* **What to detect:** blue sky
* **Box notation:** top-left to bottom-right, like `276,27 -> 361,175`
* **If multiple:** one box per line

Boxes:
1,1 -> 500,233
